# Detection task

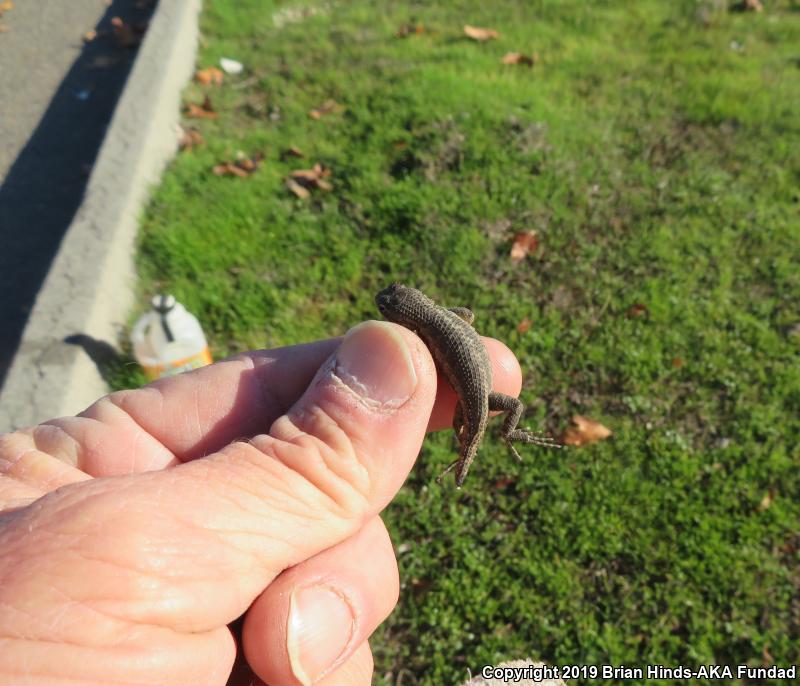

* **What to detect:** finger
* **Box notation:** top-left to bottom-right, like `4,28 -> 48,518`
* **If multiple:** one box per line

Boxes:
243,516 -> 397,686
426,337 -> 522,430
227,641 -> 374,686
8,339 -> 341,478
2,333 -> 521,482
316,641 -> 373,686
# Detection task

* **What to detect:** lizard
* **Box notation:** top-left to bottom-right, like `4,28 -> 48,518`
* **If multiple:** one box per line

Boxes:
375,283 -> 560,487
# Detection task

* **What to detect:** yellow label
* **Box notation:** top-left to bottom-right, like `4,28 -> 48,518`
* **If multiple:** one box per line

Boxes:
142,348 -> 213,380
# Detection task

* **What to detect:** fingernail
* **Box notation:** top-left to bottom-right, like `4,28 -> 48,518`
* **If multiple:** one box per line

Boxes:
287,584 -> 355,685
333,321 -> 417,407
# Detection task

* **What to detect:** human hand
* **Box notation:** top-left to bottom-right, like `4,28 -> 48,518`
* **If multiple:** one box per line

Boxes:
0,320 -> 522,685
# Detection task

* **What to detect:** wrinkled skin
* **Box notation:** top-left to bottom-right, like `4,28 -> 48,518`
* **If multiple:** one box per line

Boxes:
0,321 -> 522,686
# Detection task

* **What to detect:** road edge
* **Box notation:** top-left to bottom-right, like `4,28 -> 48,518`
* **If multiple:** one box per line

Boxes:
0,0 -> 201,432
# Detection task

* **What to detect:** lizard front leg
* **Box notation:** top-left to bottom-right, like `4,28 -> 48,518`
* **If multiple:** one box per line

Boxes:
447,307 -> 474,325
452,400 -> 464,438
488,392 -> 562,460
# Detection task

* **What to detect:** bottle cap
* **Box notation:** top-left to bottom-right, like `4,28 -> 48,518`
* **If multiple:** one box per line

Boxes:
151,294 -> 177,313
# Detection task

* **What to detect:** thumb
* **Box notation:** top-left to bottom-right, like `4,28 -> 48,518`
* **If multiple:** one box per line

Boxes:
254,319 -> 435,519
30,320 -> 437,634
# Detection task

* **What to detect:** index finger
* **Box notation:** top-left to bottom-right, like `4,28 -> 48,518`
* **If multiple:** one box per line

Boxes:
13,330 -> 522,477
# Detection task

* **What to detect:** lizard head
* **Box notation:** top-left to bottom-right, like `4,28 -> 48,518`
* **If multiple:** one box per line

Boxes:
375,283 -> 432,325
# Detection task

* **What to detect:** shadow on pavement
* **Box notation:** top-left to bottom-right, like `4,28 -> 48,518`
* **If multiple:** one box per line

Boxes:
0,0 -> 156,388
64,333 -> 124,380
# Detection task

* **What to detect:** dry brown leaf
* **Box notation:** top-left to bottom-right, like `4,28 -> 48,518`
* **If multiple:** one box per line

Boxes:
493,476 -> 515,490
213,163 -> 249,178
561,415 -> 612,447
516,318 -> 532,334
464,25 -> 499,41
309,99 -> 342,120
290,170 -> 318,182
502,52 -> 538,66
111,17 -> 140,48
510,231 -> 539,263
0,24 -> 8,32
185,95 -> 218,119
397,23 -> 424,38
288,163 -> 334,194
280,145 -> 305,160
0,1 -> 13,16
627,302 -> 648,318
195,67 -> 224,86
671,357 -> 684,368
178,127 -> 204,150
757,489 -> 775,512
740,0 -> 763,11
286,178 -> 311,199
212,152 -> 263,178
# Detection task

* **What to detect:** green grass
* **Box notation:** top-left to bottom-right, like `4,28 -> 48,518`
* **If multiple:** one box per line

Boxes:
131,0 -> 800,683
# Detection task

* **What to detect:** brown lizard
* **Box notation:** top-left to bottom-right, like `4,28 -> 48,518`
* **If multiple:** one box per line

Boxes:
375,283 -> 560,487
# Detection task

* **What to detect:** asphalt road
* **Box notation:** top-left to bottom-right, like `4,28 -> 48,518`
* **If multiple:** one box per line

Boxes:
0,0 -> 153,387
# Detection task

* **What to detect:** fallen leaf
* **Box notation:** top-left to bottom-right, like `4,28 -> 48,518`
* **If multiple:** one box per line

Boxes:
280,145 -> 305,160
178,127 -> 204,150
464,24 -> 499,41
83,29 -> 97,43
111,16 -> 142,49
309,99 -> 342,119
516,318 -> 532,333
195,67 -> 223,86
220,57 -> 244,74
739,0 -> 763,11
0,24 -> 8,32
286,178 -> 311,199
212,151 -> 263,178
397,23 -> 424,38
502,52 -> 538,66
757,489 -> 775,511
627,302 -> 648,318
213,163 -> 249,178
0,1 -> 13,16
290,164 -> 330,181
671,357 -> 683,368
510,231 -> 539,263
185,95 -> 218,119
561,415 -> 612,447
493,476 -> 514,490
287,163 -> 333,194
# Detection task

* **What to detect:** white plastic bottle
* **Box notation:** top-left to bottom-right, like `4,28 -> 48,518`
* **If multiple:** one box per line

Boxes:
131,295 -> 212,380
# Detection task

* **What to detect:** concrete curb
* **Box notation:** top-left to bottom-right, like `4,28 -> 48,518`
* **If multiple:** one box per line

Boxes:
0,0 -> 201,432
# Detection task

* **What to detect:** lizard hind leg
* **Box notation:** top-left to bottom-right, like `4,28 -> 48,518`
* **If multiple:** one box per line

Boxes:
436,401 -> 468,486
488,391 -> 562,461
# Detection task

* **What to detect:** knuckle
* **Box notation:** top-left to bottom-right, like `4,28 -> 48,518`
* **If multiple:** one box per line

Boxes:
252,405 -> 373,518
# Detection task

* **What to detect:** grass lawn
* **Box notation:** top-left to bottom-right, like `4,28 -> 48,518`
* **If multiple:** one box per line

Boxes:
128,0 -> 799,683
